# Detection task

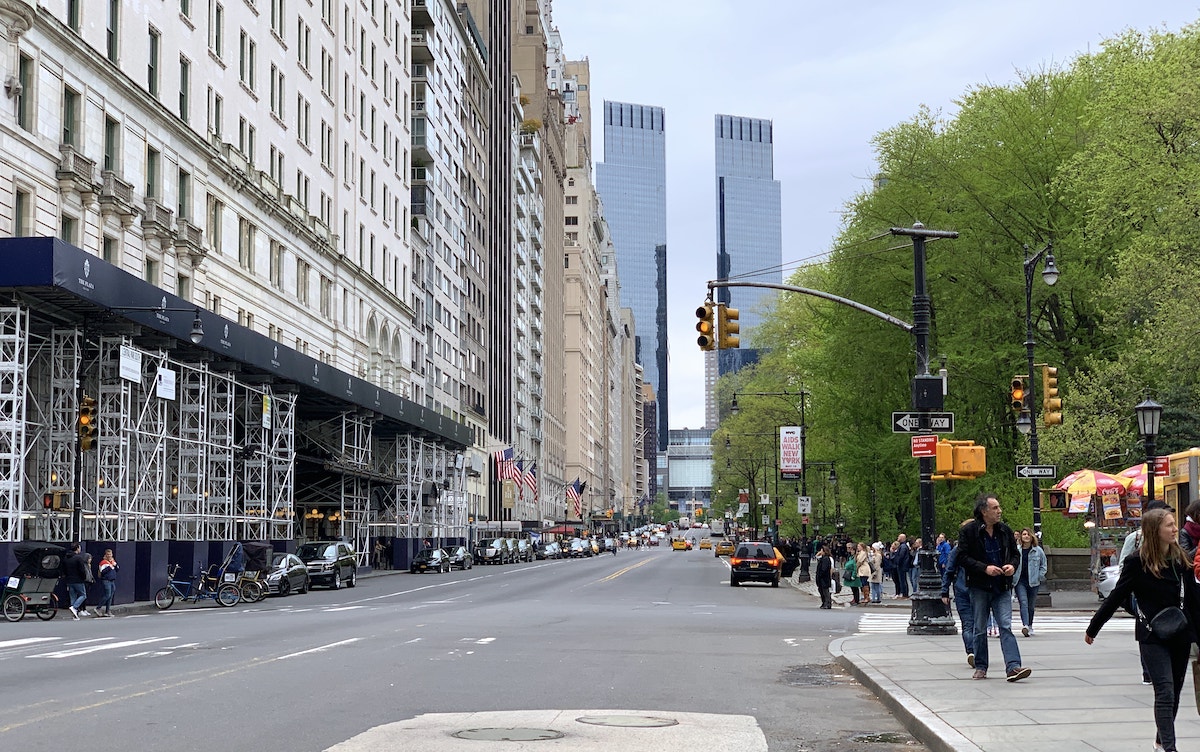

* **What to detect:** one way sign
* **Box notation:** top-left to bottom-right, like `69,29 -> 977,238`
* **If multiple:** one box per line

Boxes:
1015,464 -> 1057,479
892,412 -> 955,434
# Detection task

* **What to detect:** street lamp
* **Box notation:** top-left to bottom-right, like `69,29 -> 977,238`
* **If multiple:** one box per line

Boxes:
1019,243 -> 1060,539
1135,396 -> 1163,503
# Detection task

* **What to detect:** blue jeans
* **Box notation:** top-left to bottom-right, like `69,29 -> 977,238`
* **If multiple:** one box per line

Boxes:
68,583 -> 87,610
1014,581 -> 1039,629
100,580 -> 116,612
869,581 -> 883,603
1142,637 -> 1190,750
969,587 -> 1022,674
953,583 -> 975,655
909,562 -> 921,594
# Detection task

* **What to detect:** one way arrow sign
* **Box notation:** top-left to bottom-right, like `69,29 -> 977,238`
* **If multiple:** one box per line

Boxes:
1015,464 -> 1057,479
892,411 -> 955,434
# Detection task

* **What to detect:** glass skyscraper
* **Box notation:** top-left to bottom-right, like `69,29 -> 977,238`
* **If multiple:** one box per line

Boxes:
714,114 -> 782,376
597,101 -> 669,451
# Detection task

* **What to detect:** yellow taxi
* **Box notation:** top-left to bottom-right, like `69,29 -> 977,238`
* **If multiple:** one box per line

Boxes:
699,539 -> 713,550
671,537 -> 689,551
714,540 -> 735,557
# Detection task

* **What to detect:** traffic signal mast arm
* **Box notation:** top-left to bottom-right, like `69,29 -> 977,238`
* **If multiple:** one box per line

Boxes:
707,280 -> 915,333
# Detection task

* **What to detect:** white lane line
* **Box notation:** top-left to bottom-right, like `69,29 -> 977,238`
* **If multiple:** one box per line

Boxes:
29,637 -> 178,659
403,637 -> 422,644
321,606 -> 365,612
276,638 -> 361,660
0,637 -> 61,649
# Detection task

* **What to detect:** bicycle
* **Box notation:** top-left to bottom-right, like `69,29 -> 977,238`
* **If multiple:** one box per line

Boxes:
154,563 -> 241,609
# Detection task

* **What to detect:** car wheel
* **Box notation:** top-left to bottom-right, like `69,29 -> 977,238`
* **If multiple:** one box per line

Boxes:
771,576 -> 780,588
332,571 -> 342,589
347,568 -> 357,587
299,575 -> 309,594
467,559 -> 473,570
278,578 -> 292,597
730,576 -> 739,587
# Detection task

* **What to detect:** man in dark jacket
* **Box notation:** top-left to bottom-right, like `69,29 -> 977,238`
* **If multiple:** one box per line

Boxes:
64,543 -> 90,619
957,492 -> 1030,682
814,544 -> 833,609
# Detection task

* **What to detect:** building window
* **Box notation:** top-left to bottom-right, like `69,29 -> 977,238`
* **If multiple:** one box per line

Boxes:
180,0 -> 191,16
148,28 -> 161,96
144,257 -> 159,286
16,54 -> 33,132
270,0 -> 285,39
207,88 -> 223,137
67,0 -> 82,32
270,241 -> 284,288
13,190 -> 32,236
176,57 -> 190,123
565,195 -> 578,205
177,168 -> 191,220
177,274 -> 192,301
296,94 -> 310,145
62,86 -> 81,147
102,235 -> 118,263
268,146 -> 283,183
297,20 -> 310,69
206,194 -> 223,251
238,216 -> 255,272
209,294 -> 222,316
209,2 -> 224,57
320,275 -> 332,317
107,0 -> 120,62
565,216 -> 579,226
59,214 -> 78,244
238,117 -> 256,163
145,145 -> 160,199
296,260 -> 310,305
103,115 -> 120,172
239,31 -> 256,90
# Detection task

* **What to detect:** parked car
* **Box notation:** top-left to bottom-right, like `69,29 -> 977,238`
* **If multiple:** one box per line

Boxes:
515,538 -> 535,562
475,538 -> 511,565
264,552 -> 310,596
729,541 -> 783,587
567,538 -> 590,558
410,547 -> 450,573
443,545 -> 474,570
535,541 -> 562,560
1096,563 -> 1120,600
296,541 -> 357,589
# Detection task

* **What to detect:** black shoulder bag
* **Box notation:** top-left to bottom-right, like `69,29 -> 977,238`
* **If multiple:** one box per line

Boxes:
1138,565 -> 1190,641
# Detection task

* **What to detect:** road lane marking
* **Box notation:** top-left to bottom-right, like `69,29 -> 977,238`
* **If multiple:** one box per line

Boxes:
0,637 -> 60,650
276,638 -> 361,660
322,606 -> 365,612
594,557 -> 656,584
29,637 -> 178,659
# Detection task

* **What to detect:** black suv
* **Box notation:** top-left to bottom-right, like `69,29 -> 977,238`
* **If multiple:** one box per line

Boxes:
729,541 -> 782,587
296,541 -> 358,589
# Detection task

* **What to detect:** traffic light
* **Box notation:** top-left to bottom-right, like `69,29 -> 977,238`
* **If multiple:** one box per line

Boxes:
933,440 -> 987,481
78,395 -> 98,451
717,305 -> 740,349
1009,375 -> 1028,414
43,492 -> 52,510
1042,366 -> 1062,427
695,302 -> 716,351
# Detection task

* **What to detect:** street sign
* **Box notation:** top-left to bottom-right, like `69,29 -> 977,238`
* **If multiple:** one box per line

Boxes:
796,496 -> 812,514
1155,456 -> 1170,476
892,411 -> 955,433
911,435 -> 938,457
1015,464 -> 1057,479
761,513 -> 769,526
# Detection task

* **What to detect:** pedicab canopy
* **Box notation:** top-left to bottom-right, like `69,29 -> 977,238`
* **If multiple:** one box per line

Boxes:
10,542 -> 67,579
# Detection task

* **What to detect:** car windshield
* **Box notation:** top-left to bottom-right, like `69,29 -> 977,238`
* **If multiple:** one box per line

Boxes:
297,544 -> 335,560
271,553 -> 290,567
736,544 -> 774,559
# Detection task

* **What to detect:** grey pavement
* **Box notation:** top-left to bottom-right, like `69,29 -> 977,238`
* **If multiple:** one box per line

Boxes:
785,573 -> 1200,752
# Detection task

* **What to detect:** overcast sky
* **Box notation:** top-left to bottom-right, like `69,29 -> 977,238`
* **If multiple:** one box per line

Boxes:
550,1 -> 1200,432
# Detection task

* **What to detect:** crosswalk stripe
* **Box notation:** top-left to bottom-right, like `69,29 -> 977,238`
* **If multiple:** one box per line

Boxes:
28,636 -> 178,659
855,613 -> 1133,634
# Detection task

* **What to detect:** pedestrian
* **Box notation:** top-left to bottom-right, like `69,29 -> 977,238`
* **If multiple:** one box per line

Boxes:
64,543 -> 90,619
842,546 -> 862,605
908,537 -> 923,594
1087,507 -> 1200,752
941,520 -> 976,668
958,492 -> 1031,682
855,542 -> 871,603
1177,499 -> 1200,561
1014,527 -> 1047,637
97,549 -> 118,617
814,544 -> 834,609
936,532 -> 951,576
868,542 -> 884,603
895,535 -> 912,598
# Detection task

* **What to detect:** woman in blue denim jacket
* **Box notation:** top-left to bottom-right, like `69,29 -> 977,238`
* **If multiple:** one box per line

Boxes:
1013,528 -> 1047,637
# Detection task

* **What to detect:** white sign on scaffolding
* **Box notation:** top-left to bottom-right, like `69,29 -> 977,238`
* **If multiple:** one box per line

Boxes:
119,345 -> 142,384
155,367 -> 176,401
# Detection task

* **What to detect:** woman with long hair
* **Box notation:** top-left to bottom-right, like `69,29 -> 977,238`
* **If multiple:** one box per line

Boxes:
1087,508 -> 1200,752
1014,527 -> 1047,636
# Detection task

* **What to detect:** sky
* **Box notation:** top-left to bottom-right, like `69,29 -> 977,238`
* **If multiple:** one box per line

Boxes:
550,1 -> 1200,433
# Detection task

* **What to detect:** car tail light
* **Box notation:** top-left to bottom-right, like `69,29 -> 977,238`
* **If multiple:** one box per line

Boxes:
730,557 -> 743,566
768,558 -> 780,567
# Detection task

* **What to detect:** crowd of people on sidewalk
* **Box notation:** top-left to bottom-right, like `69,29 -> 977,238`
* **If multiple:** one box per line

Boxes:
62,542 -> 118,619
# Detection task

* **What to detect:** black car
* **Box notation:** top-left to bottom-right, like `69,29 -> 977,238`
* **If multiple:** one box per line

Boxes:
443,545 -> 474,570
729,541 -> 782,587
296,541 -> 357,589
535,541 -> 562,560
264,552 -> 310,596
410,547 -> 450,573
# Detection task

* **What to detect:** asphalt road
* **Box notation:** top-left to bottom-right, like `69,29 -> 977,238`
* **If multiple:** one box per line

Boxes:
0,542 -> 925,752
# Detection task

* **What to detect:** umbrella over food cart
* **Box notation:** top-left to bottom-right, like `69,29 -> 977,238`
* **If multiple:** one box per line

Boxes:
1054,469 -> 1131,516
1118,463 -> 1163,501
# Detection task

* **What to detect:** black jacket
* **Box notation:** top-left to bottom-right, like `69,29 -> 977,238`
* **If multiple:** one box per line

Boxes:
1089,553 -> 1200,644
63,552 -> 89,586
815,554 -> 832,588
957,519 -> 1019,591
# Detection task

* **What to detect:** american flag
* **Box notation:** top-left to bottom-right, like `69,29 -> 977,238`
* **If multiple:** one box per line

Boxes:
493,447 -> 516,481
515,460 -> 525,499
566,478 -> 582,518
524,461 -> 537,494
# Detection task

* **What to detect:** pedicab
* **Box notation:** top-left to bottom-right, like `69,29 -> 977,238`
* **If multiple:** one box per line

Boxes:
2,542 -> 67,622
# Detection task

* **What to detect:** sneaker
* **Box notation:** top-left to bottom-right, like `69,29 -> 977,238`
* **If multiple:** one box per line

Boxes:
972,670 -> 987,680
1021,625 -> 1030,637
1006,667 -> 1032,682
68,606 -> 79,620
1027,626 -> 1034,636
79,610 -> 90,617
967,653 -> 975,668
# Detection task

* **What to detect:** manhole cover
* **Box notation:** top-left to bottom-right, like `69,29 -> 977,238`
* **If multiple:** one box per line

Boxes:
851,732 -> 914,744
781,664 -> 838,687
451,728 -> 565,741
575,715 -> 678,728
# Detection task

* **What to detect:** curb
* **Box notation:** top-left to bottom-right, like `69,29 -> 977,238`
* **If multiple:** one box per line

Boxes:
829,636 -> 984,752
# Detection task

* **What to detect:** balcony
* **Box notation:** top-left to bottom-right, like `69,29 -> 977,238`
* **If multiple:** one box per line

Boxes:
411,28 -> 433,62
98,170 -> 135,225
531,428 -> 543,443
141,197 -> 174,242
412,0 -> 431,25
173,217 -> 206,266
56,144 -> 96,200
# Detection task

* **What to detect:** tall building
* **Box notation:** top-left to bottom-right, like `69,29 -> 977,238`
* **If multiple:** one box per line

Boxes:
596,101 -> 668,451
706,114 -> 782,427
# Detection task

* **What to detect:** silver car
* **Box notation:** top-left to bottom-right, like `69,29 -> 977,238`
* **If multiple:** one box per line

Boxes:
1095,564 -> 1120,600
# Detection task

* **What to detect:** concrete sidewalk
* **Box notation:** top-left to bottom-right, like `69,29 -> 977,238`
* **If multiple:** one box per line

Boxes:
785,574 -> 1200,751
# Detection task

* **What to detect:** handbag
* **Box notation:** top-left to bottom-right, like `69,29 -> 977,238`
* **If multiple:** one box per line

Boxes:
1137,568 -> 1190,640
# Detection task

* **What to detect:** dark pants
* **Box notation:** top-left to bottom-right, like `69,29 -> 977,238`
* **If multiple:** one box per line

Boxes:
817,584 -> 832,609
1141,638 -> 1190,751
100,580 -> 116,612
897,568 -> 911,597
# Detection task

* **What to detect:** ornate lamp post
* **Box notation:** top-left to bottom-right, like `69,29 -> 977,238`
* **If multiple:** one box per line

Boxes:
1135,397 -> 1164,504
1016,243 -> 1060,539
